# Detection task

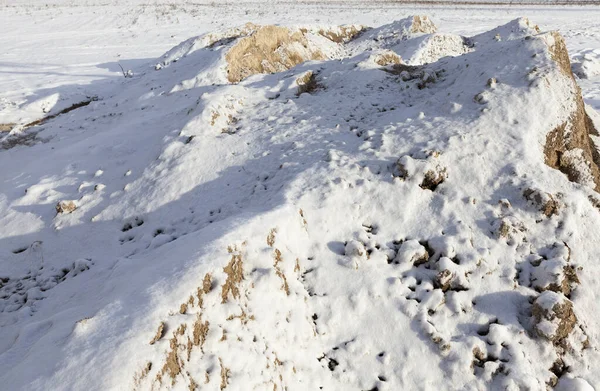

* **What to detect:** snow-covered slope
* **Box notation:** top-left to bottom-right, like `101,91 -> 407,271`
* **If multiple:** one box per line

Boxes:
1,15 -> 600,391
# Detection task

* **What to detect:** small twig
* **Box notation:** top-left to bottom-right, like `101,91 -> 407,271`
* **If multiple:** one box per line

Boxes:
118,63 -> 127,78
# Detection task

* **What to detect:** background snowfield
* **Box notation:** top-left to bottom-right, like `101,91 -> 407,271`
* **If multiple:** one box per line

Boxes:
1,2 -> 600,124
1,1 -> 600,391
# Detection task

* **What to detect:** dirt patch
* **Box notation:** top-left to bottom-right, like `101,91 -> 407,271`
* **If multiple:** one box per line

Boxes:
523,188 -> 560,217
296,71 -> 319,96
1,131 -> 39,150
225,25 -> 326,83
55,200 -> 77,215
420,167 -> 447,191
1,98 -> 97,151
0,123 -> 15,132
24,98 -> 97,130
317,25 -> 364,43
373,51 -> 402,67
434,269 -> 453,292
533,292 -> 577,344
531,259 -> 579,296
542,32 -> 600,191
384,63 -> 422,76
150,322 -> 165,345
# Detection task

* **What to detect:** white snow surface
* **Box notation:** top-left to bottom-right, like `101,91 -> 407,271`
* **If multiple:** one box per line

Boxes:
2,3 -> 600,391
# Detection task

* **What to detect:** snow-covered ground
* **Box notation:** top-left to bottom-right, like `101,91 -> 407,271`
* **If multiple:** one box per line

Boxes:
1,2 -> 600,391
2,2 -> 600,124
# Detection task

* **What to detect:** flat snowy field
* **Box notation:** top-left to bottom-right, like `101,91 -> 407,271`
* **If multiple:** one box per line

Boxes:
1,1 -> 600,391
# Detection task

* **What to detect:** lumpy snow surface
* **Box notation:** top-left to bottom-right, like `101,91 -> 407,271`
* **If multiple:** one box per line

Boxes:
1,3 -> 600,391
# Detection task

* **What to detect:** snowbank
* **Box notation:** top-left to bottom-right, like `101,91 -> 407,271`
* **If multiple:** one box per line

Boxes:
1,15 -> 600,391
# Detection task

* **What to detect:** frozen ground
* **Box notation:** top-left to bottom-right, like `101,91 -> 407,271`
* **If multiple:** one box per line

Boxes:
1,2 -> 600,391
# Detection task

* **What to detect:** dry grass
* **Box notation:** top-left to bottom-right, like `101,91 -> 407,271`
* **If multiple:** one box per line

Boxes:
188,377 -> 198,391
267,228 -> 277,247
273,249 -> 290,295
192,315 -> 209,348
196,272 -> 212,307
158,336 -> 182,384
203,273 -> 212,294
133,361 -> 152,389
222,246 -> 244,303
299,209 -> 307,227
219,358 -> 230,390
226,309 -> 254,324
149,271 -> 215,387
225,25 -> 325,83
210,111 -> 220,126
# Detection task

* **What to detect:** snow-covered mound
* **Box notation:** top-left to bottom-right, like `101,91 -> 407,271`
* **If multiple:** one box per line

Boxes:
572,49 -> 600,80
1,16 -> 600,391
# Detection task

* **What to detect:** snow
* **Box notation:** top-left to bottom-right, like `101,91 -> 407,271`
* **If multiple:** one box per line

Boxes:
556,376 -> 595,391
2,2 -> 600,391
573,49 -> 600,79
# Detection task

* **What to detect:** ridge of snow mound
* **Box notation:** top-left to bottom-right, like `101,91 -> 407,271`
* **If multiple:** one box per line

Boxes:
157,23 -> 260,69
154,23 -> 350,86
3,16 -> 600,391
391,32 -> 473,65
472,16 -> 540,44
349,15 -> 437,54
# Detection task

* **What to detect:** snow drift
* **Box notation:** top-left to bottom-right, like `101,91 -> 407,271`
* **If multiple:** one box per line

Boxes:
1,16 -> 600,391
